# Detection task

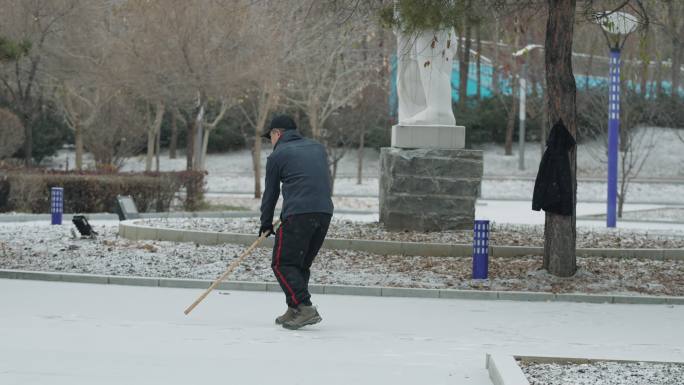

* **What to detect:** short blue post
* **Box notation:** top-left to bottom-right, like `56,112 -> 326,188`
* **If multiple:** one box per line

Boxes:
607,48 -> 620,228
51,187 -> 63,225
472,220 -> 490,279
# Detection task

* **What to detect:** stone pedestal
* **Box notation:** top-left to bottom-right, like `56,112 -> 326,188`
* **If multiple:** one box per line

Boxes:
379,147 -> 483,231
391,125 -> 466,149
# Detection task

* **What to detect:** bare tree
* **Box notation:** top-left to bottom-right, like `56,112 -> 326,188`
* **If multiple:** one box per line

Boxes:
169,107 -> 179,159
578,84 -> 667,217
283,6 -> 376,142
144,100 -> 165,172
282,4 -> 380,190
234,0 -> 302,198
632,0 -> 683,97
661,1 -> 684,97
458,0 -> 473,108
114,0 -> 250,171
544,0 -> 577,277
237,87 -> 276,199
83,92 -> 146,170
0,0 -> 80,166
60,85 -> 111,170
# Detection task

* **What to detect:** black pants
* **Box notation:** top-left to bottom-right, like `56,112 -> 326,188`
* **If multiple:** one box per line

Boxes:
272,213 -> 331,307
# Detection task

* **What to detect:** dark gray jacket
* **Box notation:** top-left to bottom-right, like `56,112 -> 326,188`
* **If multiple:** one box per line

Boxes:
260,130 -> 334,228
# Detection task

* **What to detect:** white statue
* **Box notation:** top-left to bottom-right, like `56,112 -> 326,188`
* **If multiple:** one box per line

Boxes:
396,29 -> 457,126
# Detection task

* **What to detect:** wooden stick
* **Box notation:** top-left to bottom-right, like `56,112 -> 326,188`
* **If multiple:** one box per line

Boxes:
183,220 -> 280,315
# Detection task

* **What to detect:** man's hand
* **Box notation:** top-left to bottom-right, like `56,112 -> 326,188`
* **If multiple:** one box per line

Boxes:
259,224 -> 274,237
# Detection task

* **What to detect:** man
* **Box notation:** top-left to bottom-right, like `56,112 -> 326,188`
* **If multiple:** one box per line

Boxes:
259,115 -> 334,330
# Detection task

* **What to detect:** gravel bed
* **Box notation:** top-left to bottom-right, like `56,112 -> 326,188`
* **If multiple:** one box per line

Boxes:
1,222 -> 683,296
134,217 -> 684,249
520,361 -> 684,385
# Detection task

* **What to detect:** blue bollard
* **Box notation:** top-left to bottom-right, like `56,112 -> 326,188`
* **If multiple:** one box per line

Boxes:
472,220 -> 489,279
51,187 -> 64,225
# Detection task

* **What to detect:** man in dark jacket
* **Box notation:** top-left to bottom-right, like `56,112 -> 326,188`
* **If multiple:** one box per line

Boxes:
259,115 -> 334,330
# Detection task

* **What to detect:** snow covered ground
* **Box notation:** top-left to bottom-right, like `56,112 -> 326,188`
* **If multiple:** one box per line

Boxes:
204,175 -> 684,205
475,200 -> 684,230
1,279 -> 682,385
2,128 -> 679,384
479,127 -> 684,179
44,127 -> 684,205
200,195 -> 684,231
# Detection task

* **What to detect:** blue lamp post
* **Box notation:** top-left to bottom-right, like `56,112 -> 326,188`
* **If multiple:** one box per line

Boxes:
607,48 -> 620,227
594,11 -> 639,228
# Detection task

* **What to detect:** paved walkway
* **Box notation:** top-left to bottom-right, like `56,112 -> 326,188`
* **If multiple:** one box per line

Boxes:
336,200 -> 684,231
1,279 -> 682,385
476,200 -> 684,231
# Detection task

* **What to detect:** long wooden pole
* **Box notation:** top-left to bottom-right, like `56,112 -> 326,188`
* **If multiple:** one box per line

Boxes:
184,220 -> 280,315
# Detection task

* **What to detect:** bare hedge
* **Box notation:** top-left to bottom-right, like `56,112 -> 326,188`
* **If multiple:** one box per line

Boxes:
0,170 -> 205,213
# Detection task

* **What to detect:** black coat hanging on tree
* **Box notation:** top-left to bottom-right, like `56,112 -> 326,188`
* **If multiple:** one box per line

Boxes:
532,119 -> 575,216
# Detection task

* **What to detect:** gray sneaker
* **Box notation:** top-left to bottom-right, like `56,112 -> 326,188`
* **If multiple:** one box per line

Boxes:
282,305 -> 322,330
275,307 -> 296,325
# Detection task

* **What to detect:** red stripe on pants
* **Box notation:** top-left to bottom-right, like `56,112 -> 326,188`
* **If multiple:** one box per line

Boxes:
274,225 -> 298,305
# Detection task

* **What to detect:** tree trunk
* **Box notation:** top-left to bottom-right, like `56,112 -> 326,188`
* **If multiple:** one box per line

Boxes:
74,122 -> 83,171
200,124 -> 211,171
155,124 -> 161,173
584,38 -> 597,91
198,99 -> 228,171
476,22 -> 482,100
504,78 -> 517,156
639,59 -> 649,99
618,149 -> 628,219
655,56 -> 663,97
459,11 -> 472,108
541,84 -> 548,156
492,23 -> 500,95
504,26 -> 521,156
639,36 -> 650,99
530,55 -> 540,100
252,89 -> 275,199
170,109 -> 178,159
310,108 -> 320,141
146,128 -> 155,172
186,118 -> 195,171
252,138 -> 262,199
331,159 -> 339,195
23,115 -> 32,167
357,127 -> 365,185
146,101 -> 165,172
671,42 -> 682,98
543,0 -> 577,277
193,103 -> 205,171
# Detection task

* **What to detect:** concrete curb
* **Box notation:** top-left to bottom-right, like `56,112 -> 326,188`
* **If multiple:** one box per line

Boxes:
486,354 -> 530,385
118,221 -> 684,260
1,269 -> 682,305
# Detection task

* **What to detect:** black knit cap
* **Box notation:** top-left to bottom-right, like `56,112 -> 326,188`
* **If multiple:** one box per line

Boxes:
261,114 -> 297,139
